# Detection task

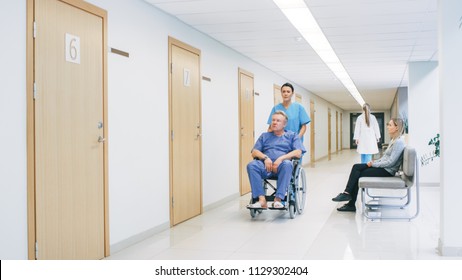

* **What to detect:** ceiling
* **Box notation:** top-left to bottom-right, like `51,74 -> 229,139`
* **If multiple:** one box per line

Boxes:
143,0 -> 438,111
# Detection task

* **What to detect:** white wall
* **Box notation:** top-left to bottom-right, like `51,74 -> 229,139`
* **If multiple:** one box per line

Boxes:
408,61 -> 440,185
438,0 -> 462,255
0,0 -> 344,259
0,0 -> 28,260
307,96 -> 343,160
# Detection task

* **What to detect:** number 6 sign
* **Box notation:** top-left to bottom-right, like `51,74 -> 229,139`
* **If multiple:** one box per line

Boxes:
66,33 -> 81,64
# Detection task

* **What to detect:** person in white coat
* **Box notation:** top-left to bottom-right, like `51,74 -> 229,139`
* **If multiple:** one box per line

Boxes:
354,103 -> 381,163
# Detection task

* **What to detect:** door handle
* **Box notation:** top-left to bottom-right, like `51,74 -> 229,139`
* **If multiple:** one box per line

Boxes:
98,136 -> 106,143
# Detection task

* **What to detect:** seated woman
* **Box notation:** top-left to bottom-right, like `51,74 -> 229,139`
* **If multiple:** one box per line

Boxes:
331,118 -> 406,212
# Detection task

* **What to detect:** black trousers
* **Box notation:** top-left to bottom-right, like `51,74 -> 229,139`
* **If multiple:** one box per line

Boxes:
345,164 -> 393,205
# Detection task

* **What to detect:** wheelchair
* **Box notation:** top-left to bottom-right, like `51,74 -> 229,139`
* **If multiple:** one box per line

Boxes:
247,158 -> 307,219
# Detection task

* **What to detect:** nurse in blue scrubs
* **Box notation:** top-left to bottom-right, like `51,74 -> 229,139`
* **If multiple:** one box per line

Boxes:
267,82 -> 310,141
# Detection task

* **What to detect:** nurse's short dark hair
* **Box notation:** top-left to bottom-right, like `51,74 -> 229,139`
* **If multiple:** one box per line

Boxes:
281,82 -> 294,92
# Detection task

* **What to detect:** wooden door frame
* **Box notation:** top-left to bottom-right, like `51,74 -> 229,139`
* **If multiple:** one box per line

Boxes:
168,37 -> 203,226
26,0 -> 109,259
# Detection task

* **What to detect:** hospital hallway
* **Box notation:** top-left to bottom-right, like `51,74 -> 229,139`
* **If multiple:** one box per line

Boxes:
106,149 -> 459,260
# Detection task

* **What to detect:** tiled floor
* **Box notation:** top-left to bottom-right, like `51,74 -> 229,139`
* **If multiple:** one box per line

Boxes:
106,149 -> 460,260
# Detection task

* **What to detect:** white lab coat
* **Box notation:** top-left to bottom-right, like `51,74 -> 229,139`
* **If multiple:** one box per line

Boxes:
354,113 -> 381,154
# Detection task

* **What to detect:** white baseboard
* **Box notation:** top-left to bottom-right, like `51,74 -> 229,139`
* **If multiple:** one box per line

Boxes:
438,238 -> 462,256
110,222 -> 169,254
420,183 -> 440,187
110,193 -> 240,255
203,193 -> 240,212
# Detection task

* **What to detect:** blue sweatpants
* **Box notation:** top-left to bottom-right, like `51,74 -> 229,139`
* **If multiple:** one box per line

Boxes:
247,160 -> 293,200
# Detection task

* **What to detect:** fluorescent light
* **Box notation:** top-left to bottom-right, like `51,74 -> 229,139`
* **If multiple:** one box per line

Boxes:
273,0 -> 365,106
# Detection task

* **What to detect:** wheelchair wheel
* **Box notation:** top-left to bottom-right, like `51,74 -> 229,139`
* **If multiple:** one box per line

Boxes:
289,203 -> 296,219
295,168 -> 307,214
250,209 -> 257,218
249,208 -> 262,218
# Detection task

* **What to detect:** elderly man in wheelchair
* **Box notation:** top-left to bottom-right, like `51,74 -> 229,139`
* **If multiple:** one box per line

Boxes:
246,111 -> 306,217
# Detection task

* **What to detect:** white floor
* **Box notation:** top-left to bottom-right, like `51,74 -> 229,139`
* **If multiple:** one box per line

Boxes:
106,149 -> 460,260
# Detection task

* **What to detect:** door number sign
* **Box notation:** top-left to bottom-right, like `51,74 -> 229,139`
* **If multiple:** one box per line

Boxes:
183,68 -> 191,87
66,33 -> 81,64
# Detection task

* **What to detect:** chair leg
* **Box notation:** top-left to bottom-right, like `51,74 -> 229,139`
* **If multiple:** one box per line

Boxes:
361,188 -> 419,220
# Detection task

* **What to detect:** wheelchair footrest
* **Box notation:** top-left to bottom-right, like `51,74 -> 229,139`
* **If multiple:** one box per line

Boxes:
268,201 -> 287,210
246,205 -> 267,211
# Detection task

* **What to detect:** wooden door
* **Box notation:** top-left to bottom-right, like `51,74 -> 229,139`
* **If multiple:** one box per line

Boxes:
328,108 -> 332,160
310,100 -> 315,164
169,38 -> 202,225
239,69 -> 254,195
336,111 -> 339,153
273,84 -> 282,105
295,93 -> 302,103
340,113 -> 343,150
33,0 -> 107,259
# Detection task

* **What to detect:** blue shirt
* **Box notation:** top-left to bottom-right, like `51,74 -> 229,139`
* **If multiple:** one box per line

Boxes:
252,131 -> 306,161
267,102 -> 311,139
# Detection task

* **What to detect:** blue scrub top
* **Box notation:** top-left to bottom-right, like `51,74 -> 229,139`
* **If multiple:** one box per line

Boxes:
252,131 -> 306,161
267,103 -> 311,137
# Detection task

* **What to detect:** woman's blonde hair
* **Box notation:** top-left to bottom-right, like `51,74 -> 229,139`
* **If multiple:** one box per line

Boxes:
391,118 -> 405,137
363,103 -> 371,127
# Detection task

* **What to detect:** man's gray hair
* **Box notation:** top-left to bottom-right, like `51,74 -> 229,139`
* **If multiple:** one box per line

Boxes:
274,110 -> 288,122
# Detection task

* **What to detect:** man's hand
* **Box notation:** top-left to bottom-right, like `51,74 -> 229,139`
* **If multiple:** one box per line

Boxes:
263,158 -> 273,172
271,158 -> 283,173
